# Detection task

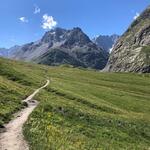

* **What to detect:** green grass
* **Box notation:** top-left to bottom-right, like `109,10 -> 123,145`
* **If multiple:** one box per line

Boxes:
0,57 -> 46,126
24,68 -> 150,150
0,57 -> 150,149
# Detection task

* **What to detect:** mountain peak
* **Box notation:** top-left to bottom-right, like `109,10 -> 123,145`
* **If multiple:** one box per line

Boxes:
41,27 -> 92,47
93,34 -> 120,52
41,27 -> 66,43
72,27 -> 82,32
9,27 -> 108,70
51,27 -> 67,33
62,27 -> 91,47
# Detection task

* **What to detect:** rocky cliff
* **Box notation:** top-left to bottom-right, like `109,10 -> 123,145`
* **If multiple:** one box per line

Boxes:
105,6 -> 150,73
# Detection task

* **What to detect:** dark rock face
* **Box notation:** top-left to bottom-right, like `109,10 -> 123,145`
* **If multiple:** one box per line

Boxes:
63,28 -> 91,48
41,28 -> 67,43
37,49 -> 86,67
93,34 -> 120,53
104,6 -> 150,73
11,27 -> 108,70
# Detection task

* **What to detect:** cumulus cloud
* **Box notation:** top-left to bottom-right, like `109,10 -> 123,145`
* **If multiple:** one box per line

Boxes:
133,12 -> 140,20
42,14 -> 57,30
19,17 -> 28,23
34,5 -> 40,14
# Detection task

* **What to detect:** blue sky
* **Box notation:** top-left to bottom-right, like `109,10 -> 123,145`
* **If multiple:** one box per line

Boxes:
0,0 -> 149,48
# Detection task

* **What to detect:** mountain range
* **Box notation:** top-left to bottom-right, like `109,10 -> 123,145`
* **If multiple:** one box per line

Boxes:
1,3 -> 150,150
92,34 -> 120,53
7,27 -> 109,70
0,46 -> 20,57
0,6 -> 150,73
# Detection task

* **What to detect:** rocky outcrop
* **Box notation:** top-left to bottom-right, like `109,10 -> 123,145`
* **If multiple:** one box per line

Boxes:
11,27 -> 108,70
104,6 -> 150,73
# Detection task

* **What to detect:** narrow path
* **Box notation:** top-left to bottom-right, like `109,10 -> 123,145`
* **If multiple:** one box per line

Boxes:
0,80 -> 50,150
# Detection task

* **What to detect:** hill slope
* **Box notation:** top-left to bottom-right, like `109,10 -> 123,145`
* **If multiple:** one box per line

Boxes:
105,6 -> 150,73
0,57 -> 150,149
0,57 -> 47,126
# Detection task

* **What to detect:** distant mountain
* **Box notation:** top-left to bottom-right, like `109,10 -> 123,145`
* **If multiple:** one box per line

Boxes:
104,6 -> 150,73
93,34 -> 120,52
0,48 -> 8,57
11,27 -> 109,70
0,45 -> 20,58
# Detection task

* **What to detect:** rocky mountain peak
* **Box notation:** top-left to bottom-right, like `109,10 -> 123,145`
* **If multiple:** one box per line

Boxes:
93,34 -> 120,52
72,27 -> 82,32
63,27 -> 91,48
9,27 -> 108,70
41,27 -> 91,48
41,27 -> 66,43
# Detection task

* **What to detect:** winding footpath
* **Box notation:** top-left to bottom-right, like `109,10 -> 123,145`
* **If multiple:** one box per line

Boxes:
0,80 -> 50,150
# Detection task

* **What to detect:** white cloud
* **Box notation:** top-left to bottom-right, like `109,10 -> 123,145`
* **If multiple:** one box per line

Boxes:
42,14 -> 57,30
19,17 -> 28,23
34,5 -> 40,14
133,12 -> 140,20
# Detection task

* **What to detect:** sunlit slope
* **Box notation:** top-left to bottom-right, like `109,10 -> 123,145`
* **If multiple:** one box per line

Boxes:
0,57 -> 150,149
0,57 -> 46,126
25,67 -> 150,149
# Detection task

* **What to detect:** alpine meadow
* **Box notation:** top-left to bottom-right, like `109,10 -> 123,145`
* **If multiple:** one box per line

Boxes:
0,57 -> 150,149
0,1 -> 150,150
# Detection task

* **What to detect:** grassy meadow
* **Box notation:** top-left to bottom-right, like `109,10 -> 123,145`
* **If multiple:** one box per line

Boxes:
0,57 -> 46,126
0,57 -> 150,149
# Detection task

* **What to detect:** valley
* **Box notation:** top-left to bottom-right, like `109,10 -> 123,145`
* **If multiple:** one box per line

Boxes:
0,2 -> 150,150
0,58 -> 150,149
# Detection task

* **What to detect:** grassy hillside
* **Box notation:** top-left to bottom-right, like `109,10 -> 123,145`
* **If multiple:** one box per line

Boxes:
0,57 -> 46,126
0,57 -> 150,149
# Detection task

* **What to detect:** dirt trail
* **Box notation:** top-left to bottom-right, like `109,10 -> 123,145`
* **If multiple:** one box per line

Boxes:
0,80 -> 50,150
